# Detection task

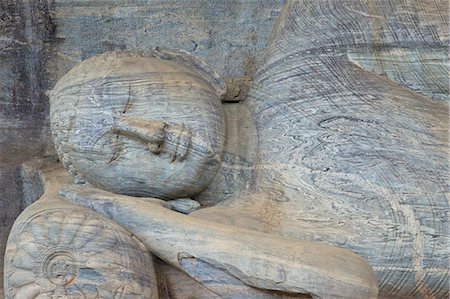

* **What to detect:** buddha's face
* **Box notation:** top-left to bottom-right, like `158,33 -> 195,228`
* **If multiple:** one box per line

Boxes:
50,52 -> 226,199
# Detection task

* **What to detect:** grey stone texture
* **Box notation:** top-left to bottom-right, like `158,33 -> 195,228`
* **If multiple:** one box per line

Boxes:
0,0 -> 285,291
2,0 -> 449,297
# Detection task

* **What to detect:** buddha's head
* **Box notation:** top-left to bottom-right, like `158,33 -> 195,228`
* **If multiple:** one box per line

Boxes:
50,50 -> 226,199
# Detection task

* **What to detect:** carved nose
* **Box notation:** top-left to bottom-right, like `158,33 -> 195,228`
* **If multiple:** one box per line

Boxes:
112,116 -> 166,154
112,116 -> 191,161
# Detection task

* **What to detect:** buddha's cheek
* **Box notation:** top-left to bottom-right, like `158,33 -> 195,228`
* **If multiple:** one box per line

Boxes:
68,136 -> 215,199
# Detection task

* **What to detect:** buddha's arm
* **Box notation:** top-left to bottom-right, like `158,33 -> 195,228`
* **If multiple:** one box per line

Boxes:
61,184 -> 378,299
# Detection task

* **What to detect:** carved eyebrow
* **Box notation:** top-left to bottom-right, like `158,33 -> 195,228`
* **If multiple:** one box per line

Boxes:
122,85 -> 133,114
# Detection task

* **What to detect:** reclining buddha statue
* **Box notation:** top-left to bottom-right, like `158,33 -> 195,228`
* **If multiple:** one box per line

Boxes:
4,0 -> 448,298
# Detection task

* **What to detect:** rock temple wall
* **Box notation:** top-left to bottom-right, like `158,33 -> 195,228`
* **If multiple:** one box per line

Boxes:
0,0 -> 286,291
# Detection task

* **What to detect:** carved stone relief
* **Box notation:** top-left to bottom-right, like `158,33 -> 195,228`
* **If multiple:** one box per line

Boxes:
49,49 -> 226,200
3,0 -> 449,298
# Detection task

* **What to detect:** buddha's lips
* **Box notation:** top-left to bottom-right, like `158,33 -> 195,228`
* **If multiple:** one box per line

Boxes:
163,124 -> 192,162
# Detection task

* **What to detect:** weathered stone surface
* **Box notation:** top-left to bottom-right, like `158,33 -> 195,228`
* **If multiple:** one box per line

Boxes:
2,0 -> 449,298
223,77 -> 253,103
0,0 -> 54,291
45,50 -> 379,297
193,0 -> 449,297
61,180 -> 379,298
0,0 -> 285,291
4,161 -> 158,298
46,0 -> 286,79
49,50 -> 227,199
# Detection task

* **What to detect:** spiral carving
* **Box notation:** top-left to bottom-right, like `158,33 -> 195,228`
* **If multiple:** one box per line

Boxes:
4,207 -> 157,298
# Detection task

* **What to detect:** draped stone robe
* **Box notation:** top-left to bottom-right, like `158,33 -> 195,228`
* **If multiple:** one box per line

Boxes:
194,1 -> 449,297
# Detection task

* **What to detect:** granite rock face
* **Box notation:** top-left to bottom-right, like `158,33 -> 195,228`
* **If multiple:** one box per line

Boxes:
46,0 -> 286,79
0,0 -> 285,291
1,0 -> 449,297
0,0 -> 53,293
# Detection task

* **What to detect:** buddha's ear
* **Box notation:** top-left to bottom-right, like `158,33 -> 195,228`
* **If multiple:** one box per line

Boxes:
152,47 -> 227,100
